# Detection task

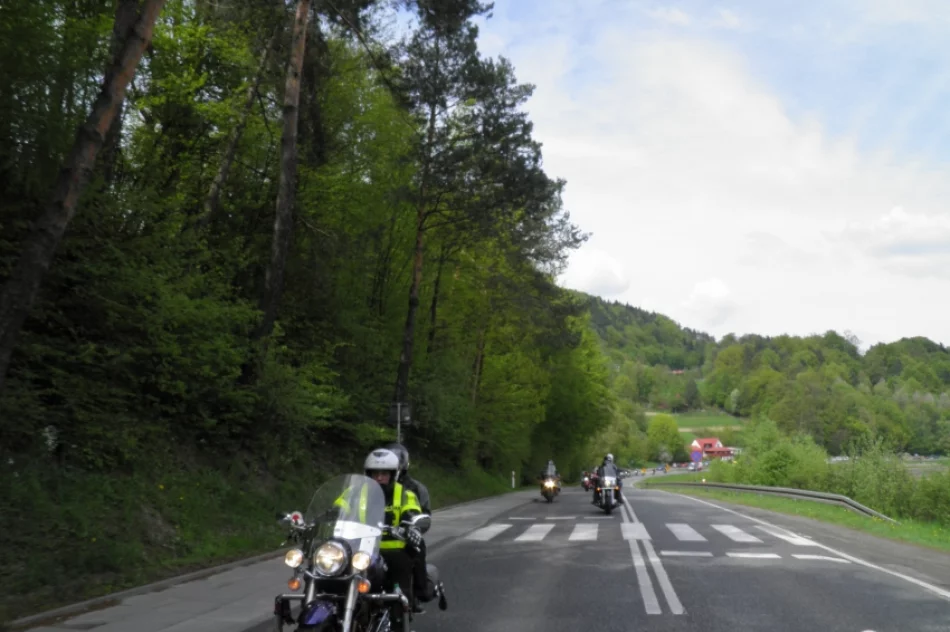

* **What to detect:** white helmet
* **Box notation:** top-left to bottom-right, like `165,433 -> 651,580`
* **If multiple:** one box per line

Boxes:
364,448 -> 400,475
605,453 -> 614,463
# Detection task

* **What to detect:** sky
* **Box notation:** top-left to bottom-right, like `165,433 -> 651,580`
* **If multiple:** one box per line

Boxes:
458,0 -> 950,349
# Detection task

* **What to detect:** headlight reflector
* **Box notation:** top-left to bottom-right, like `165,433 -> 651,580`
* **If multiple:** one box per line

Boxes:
352,551 -> 371,571
284,548 -> 304,568
314,541 -> 348,576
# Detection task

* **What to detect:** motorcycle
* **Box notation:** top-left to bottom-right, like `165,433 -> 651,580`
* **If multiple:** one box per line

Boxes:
540,477 -> 558,502
273,473 -> 448,632
596,474 -> 618,515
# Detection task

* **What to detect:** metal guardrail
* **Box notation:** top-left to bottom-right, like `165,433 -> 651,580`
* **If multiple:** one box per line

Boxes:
645,480 -> 900,524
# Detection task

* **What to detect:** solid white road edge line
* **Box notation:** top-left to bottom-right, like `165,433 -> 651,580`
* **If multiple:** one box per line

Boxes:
622,493 -> 686,615
651,489 -> 950,602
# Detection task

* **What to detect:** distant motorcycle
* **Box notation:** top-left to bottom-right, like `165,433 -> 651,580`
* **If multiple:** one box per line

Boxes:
596,475 -> 619,515
582,475 -> 591,491
541,477 -> 558,502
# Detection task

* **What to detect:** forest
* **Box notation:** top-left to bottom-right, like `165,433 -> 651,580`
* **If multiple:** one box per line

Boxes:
1,0 -> 948,623
0,0 -> 616,619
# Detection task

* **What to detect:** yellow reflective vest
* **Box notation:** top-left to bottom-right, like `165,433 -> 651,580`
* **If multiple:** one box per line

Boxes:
380,482 -> 422,550
332,481 -> 422,550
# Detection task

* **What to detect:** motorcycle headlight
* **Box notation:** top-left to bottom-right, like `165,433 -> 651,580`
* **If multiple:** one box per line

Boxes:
544,480 -> 555,488
352,551 -> 371,571
314,542 -> 348,576
284,548 -> 304,568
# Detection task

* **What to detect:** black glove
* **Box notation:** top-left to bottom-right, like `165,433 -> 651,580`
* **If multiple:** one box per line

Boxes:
404,526 -> 423,550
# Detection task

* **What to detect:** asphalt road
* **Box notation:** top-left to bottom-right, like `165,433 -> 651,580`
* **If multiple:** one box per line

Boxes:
408,485 -> 950,632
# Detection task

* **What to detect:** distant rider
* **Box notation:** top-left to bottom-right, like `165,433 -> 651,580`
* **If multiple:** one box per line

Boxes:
541,459 -> 561,492
593,453 -> 623,504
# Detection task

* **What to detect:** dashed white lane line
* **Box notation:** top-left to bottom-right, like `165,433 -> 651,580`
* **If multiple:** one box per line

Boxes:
726,552 -> 781,559
661,550 -> 714,557
793,554 -> 850,563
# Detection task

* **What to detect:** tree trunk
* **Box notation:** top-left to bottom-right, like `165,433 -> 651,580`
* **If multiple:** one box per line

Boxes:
199,27 -> 278,228
254,0 -> 311,342
394,207 -> 425,403
0,0 -> 167,392
471,326 -> 486,405
426,244 -> 447,354
393,103 -> 437,404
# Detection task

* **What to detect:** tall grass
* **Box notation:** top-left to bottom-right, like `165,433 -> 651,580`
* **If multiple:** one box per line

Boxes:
0,456 -> 520,624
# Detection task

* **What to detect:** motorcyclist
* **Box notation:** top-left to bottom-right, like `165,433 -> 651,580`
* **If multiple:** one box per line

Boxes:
379,442 -> 433,613
383,442 -> 431,514
592,453 -> 623,505
542,459 -> 561,492
362,448 -> 424,624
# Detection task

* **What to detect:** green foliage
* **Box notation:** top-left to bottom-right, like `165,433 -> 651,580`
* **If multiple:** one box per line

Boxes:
647,413 -> 688,462
0,2 -> 620,622
702,419 -> 950,528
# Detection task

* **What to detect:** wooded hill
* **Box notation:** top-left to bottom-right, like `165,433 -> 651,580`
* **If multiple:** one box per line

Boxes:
583,294 -> 950,456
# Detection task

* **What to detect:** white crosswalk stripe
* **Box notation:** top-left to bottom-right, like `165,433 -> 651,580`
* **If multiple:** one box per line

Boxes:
667,523 -> 706,541
621,522 -> 652,540
756,525 -> 818,546
462,520 -> 832,554
465,523 -> 513,541
711,524 -> 763,543
569,523 -> 598,541
515,524 -> 555,542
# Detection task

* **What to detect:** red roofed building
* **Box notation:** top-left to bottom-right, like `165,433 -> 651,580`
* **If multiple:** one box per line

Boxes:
689,437 -> 734,458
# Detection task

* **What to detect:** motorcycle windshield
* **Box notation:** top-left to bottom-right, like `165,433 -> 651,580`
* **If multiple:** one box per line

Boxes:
303,474 -> 386,555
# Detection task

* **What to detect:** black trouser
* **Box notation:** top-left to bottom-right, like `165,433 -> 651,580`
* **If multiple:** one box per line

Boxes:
381,549 -> 415,621
409,539 -> 429,602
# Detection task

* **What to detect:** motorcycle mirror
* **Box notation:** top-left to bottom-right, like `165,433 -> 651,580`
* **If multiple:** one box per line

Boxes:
408,513 -> 432,534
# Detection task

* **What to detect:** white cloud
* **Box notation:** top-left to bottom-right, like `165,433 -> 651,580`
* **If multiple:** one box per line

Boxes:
560,248 -> 630,298
682,278 -> 737,328
709,8 -> 745,30
646,7 -> 692,26
476,1 -> 950,346
837,207 -> 950,279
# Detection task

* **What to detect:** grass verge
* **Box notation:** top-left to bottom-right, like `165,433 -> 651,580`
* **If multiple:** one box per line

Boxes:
1,459 -> 526,625
642,481 -> 950,554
